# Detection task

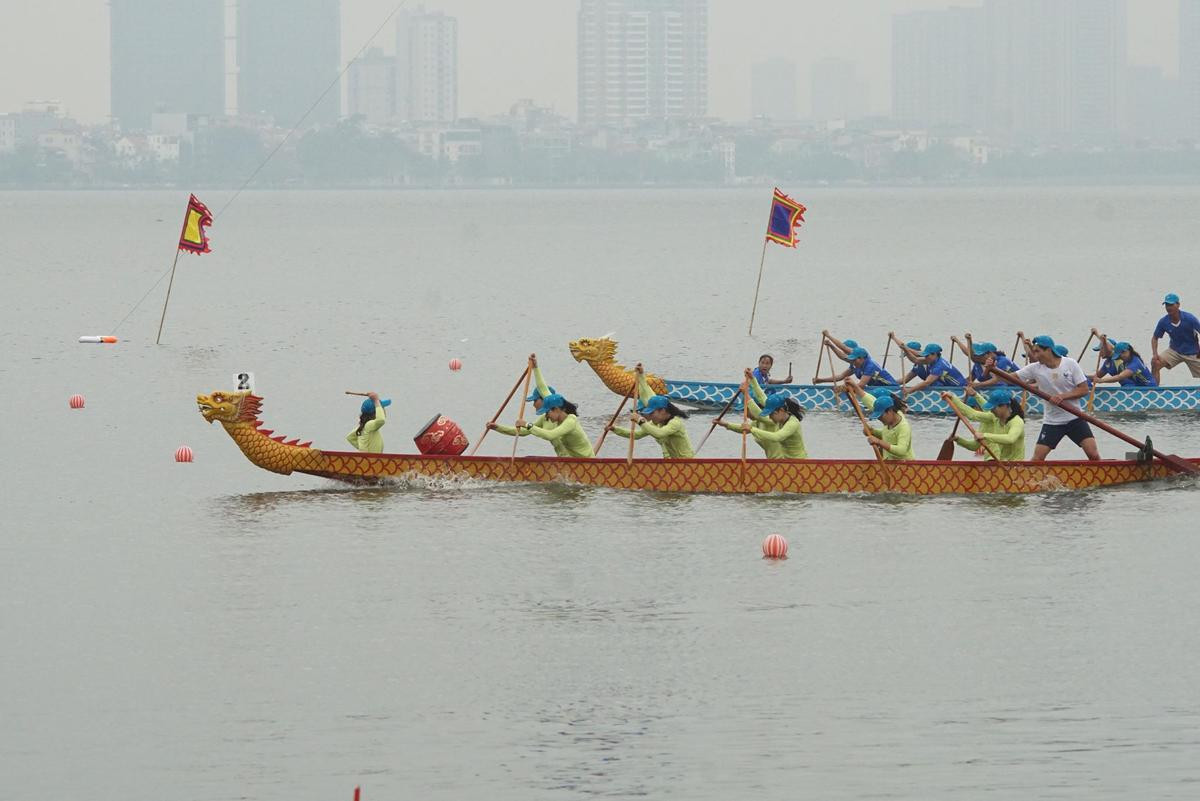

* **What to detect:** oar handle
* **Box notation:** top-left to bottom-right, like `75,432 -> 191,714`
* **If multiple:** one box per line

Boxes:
345,391 -> 372,397
468,365 -> 531,456
594,378 -> 638,454
943,395 -> 1001,462
988,365 -> 1191,469
694,382 -> 742,455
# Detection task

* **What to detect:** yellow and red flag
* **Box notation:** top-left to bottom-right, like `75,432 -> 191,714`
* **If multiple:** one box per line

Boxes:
178,194 -> 213,254
765,187 -> 806,248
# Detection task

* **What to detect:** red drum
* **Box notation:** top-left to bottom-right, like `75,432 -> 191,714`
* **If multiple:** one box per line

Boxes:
413,413 -> 469,456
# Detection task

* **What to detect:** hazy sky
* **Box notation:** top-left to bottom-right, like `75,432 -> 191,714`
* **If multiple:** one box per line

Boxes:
0,0 -> 1179,124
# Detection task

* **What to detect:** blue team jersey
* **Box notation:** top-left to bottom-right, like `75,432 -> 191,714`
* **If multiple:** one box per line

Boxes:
1154,311 -> 1200,356
854,358 -> 898,386
927,357 -> 966,386
1102,355 -> 1157,386
970,355 -> 1018,381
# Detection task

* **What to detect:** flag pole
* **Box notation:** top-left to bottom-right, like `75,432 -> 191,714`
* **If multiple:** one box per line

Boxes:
155,204 -> 191,345
747,237 -> 769,336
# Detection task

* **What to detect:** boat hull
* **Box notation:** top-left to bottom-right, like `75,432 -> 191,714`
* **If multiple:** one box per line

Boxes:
665,380 -> 1200,415
298,451 -> 1193,495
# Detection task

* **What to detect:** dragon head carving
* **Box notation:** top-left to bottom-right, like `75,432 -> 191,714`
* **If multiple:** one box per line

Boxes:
569,336 -> 618,364
197,390 -> 261,424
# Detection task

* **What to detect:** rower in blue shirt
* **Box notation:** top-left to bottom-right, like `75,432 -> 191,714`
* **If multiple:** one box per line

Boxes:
966,341 -> 1019,388
902,343 -> 966,392
814,346 -> 898,387
1150,292 -> 1200,383
1093,341 -> 1157,387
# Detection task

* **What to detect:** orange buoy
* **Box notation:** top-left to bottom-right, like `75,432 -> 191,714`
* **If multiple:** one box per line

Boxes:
448,358 -> 463,371
762,534 -> 788,559
69,394 -> 85,409
78,336 -> 118,344
175,445 -> 194,463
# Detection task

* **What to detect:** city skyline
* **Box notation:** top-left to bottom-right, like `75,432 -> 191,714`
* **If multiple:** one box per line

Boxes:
0,0 -> 1180,125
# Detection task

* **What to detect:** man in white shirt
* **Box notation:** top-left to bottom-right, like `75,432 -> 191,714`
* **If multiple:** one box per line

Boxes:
1016,335 -> 1101,461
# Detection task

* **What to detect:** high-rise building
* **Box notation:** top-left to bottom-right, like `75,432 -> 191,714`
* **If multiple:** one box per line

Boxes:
1181,0 -> 1200,136
395,7 -> 458,123
578,0 -> 708,128
348,48 -> 396,125
237,0 -> 341,127
892,8 -> 987,128
750,58 -> 797,120
984,0 -> 1126,137
110,0 -> 224,131
810,58 -> 869,121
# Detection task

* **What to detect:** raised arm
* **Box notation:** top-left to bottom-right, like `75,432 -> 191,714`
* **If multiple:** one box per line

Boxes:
530,353 -> 551,399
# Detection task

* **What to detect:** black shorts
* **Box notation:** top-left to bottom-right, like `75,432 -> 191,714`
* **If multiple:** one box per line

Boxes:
1037,419 -> 1095,449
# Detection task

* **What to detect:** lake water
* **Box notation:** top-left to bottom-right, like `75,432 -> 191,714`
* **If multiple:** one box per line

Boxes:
2,187 -> 1199,800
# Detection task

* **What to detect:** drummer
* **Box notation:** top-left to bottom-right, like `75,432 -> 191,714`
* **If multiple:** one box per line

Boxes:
488,393 -> 594,457
346,392 -> 389,453
752,353 -> 793,391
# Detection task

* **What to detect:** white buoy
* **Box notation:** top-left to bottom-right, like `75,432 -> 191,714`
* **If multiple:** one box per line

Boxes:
79,336 -> 118,344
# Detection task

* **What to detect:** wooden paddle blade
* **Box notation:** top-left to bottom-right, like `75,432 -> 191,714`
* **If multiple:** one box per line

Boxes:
937,438 -> 956,461
1162,454 -> 1200,475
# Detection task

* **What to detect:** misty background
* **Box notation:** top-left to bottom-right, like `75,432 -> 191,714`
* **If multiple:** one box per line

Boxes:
0,0 -> 1181,122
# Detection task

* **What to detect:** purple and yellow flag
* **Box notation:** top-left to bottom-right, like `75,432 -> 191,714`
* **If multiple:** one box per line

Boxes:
765,188 -> 806,248
178,194 -> 213,255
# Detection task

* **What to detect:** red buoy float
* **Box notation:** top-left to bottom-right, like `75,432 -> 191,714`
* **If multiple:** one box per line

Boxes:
762,534 -> 788,559
175,445 -> 194,463
448,358 -> 463,371
69,394 -> 85,409
414,414 -> 469,455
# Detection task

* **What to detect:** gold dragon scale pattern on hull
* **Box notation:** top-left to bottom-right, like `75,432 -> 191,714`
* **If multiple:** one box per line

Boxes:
198,390 -> 1194,495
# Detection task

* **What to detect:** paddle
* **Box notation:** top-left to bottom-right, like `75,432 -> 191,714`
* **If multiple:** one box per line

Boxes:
345,391 -> 371,397
594,377 -> 638,454
510,359 -> 535,463
695,382 -> 741,455
626,407 -> 637,465
468,364 -> 531,457
845,389 -> 893,488
1087,346 -> 1104,412
988,366 -> 1199,475
880,335 -> 893,373
1076,331 -> 1096,362
937,415 -> 962,461
740,382 -> 750,463
940,391 -> 1001,462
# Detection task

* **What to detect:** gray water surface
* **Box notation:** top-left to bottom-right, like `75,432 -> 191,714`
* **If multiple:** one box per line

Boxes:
2,188 -> 1199,800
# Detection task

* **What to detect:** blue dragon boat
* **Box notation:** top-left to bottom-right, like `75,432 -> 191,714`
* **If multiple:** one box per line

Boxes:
664,380 -> 1200,415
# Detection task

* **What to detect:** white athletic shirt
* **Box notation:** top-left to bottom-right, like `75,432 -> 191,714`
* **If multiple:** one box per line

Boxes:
1016,357 -> 1089,425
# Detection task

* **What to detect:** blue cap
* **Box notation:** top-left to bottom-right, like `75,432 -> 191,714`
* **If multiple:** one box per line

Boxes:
842,339 -> 859,349
972,342 -> 997,356
921,343 -> 943,357
526,385 -> 556,402
982,388 -> 1015,409
638,395 -> 670,414
1053,344 -> 1069,357
867,395 -> 896,419
1164,292 -> 1180,305
360,398 -> 392,414
847,347 -> 869,362
1109,341 -> 1130,356
759,393 -> 788,417
539,393 -> 565,411
1031,335 -> 1055,349
905,340 -> 922,351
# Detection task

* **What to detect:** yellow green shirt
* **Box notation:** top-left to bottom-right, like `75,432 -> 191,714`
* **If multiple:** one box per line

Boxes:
612,416 -> 695,459
719,382 -> 783,457
861,392 -> 913,460
948,394 -> 1026,461
345,401 -> 386,453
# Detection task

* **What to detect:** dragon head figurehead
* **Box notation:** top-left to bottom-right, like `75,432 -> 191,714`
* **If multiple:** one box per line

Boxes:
197,390 -> 261,425
569,336 -> 618,365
